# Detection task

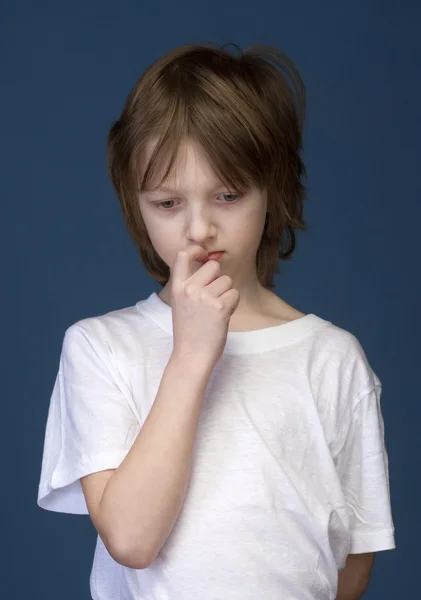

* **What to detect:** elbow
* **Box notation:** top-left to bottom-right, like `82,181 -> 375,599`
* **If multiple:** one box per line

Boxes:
95,499 -> 154,569
106,534 -> 153,570
117,551 -> 152,570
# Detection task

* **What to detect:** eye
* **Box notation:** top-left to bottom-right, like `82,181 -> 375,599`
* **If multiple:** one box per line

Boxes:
155,193 -> 241,211
219,193 -> 240,203
157,200 -> 178,210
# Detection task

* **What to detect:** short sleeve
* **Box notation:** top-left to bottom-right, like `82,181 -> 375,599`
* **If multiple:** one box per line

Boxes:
333,383 -> 396,554
37,323 -> 140,515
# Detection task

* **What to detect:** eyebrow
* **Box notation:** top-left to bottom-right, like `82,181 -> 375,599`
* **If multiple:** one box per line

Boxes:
140,181 -> 228,195
147,185 -> 180,193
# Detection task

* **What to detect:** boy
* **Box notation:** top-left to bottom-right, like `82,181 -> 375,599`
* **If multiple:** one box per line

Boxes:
37,42 -> 395,599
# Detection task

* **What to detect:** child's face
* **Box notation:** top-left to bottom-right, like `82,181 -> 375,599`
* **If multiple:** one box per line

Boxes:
138,138 -> 268,297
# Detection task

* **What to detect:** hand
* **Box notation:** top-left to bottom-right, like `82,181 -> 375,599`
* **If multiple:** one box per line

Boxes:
170,245 -> 240,367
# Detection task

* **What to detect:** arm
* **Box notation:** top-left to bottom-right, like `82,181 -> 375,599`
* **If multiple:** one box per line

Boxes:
96,353 -> 213,569
336,553 -> 375,600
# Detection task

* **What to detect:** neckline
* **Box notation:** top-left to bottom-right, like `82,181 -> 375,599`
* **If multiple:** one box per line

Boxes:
136,291 -> 330,355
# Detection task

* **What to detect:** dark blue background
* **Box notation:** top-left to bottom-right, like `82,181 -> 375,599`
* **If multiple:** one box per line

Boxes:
7,1 -> 419,598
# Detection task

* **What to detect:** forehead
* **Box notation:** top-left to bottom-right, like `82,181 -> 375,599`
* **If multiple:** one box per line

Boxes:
141,137 -> 221,191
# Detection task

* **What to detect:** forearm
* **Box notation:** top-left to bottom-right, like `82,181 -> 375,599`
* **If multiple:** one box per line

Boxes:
336,582 -> 366,600
336,553 -> 373,600
336,579 -> 366,600
99,353 -> 213,568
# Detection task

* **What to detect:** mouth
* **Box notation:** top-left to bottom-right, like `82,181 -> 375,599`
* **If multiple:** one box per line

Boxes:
207,251 -> 224,260
197,251 -> 224,263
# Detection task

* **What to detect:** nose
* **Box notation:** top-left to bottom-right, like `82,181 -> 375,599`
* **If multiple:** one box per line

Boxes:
186,210 -> 217,244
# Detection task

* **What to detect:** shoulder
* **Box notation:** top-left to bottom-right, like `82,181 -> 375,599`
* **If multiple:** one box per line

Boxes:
307,319 -> 383,458
61,302 -> 145,362
311,318 -> 381,409
70,303 -> 140,336
314,316 -> 375,368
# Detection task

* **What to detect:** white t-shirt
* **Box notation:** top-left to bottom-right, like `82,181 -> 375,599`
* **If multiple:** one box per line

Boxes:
37,291 -> 395,600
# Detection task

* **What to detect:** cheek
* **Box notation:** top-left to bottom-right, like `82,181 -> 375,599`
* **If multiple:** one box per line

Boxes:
237,209 -> 266,239
148,227 -> 180,265
141,212 -> 173,248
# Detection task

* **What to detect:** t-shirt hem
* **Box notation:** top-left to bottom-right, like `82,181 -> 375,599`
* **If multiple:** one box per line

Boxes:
37,449 -> 130,514
349,528 -> 396,553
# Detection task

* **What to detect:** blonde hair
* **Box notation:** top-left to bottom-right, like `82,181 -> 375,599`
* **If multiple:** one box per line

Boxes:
107,42 -> 308,290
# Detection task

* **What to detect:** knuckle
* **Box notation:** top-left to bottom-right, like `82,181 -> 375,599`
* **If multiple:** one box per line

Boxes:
184,283 -> 195,297
198,288 -> 207,302
213,299 -> 225,312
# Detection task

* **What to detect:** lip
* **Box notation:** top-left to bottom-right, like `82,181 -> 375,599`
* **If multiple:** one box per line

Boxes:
207,251 -> 224,260
197,251 -> 224,263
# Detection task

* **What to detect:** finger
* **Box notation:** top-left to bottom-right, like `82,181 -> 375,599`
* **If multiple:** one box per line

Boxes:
173,246 -> 209,284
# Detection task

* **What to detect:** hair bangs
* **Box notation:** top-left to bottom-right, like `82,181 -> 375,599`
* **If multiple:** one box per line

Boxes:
134,97 -> 264,198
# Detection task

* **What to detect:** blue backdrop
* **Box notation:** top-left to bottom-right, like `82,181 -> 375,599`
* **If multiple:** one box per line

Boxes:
6,1 -> 419,598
